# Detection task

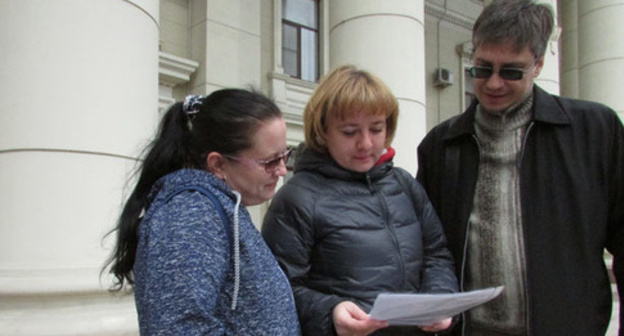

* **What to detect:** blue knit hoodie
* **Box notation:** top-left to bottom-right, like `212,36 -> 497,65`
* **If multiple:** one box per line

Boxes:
133,169 -> 300,335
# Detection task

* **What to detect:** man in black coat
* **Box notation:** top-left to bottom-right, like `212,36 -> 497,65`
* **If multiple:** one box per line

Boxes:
417,0 -> 623,335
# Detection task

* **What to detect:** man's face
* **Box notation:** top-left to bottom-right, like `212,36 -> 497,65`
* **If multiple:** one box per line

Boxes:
471,42 -> 544,114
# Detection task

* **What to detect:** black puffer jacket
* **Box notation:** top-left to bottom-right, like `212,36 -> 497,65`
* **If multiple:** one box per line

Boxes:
262,146 -> 458,336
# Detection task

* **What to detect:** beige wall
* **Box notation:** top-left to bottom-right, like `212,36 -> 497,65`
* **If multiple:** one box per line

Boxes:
424,1 -> 482,130
424,12 -> 474,129
160,0 -> 192,102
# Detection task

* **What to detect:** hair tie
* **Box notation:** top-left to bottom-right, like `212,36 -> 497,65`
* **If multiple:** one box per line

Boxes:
182,95 -> 206,130
183,95 -> 206,118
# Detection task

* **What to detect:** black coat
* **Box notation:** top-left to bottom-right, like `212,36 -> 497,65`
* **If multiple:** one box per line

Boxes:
417,85 -> 624,336
263,146 -> 458,336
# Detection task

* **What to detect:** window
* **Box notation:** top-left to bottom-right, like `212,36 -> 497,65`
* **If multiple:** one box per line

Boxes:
282,0 -> 319,82
464,67 -> 476,108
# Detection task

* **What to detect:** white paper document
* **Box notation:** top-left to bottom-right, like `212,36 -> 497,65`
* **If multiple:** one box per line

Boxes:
368,286 -> 504,326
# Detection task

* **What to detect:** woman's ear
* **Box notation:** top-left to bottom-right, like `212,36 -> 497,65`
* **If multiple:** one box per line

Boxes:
207,152 -> 227,180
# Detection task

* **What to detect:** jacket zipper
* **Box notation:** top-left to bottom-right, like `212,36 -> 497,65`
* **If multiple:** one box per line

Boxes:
369,172 -> 407,287
459,134 -> 481,336
518,121 -> 535,336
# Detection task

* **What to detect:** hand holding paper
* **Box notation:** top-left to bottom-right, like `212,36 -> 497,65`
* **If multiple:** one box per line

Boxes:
368,286 -> 504,326
333,301 -> 389,336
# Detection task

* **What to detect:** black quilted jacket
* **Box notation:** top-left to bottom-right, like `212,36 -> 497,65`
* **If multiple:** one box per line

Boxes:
263,146 -> 458,336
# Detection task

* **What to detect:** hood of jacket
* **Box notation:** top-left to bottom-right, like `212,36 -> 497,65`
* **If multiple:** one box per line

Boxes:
145,168 -> 235,212
142,168 -> 244,310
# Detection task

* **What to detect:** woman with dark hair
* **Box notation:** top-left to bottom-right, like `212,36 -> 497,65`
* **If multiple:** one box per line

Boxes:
104,89 -> 300,335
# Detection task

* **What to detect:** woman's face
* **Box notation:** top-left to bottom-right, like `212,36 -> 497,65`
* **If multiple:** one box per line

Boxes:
223,117 -> 289,206
325,112 -> 387,173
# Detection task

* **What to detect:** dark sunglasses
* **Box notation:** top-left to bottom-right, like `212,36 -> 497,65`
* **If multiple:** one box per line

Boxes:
225,147 -> 293,174
468,66 -> 527,81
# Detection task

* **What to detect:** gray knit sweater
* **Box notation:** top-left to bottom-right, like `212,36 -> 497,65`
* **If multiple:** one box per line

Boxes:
466,95 -> 533,335
133,169 -> 300,335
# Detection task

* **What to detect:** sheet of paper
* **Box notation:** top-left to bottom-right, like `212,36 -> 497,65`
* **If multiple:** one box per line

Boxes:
368,286 -> 504,326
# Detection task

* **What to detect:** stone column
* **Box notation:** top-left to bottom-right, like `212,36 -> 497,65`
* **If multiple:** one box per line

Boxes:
559,0 -> 579,98
0,0 -> 159,334
578,0 -> 624,120
328,0 -> 425,175
535,0 -> 560,95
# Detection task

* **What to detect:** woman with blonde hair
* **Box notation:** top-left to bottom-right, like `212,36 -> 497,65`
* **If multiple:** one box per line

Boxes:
262,65 -> 458,336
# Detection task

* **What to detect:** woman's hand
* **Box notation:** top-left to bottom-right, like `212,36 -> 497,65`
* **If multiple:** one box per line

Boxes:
419,317 -> 452,332
333,301 -> 389,336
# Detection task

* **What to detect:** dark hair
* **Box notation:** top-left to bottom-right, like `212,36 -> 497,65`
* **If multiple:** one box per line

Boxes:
103,88 -> 281,291
472,0 -> 554,59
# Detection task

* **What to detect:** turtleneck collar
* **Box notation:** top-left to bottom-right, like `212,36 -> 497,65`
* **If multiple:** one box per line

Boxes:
475,92 -> 534,133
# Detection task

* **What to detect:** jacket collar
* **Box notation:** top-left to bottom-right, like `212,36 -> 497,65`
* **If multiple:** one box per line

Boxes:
294,144 -> 392,182
444,85 -> 570,141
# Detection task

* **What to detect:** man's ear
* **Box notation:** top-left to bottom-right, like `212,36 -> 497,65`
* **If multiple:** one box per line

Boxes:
533,56 -> 545,77
207,152 -> 227,180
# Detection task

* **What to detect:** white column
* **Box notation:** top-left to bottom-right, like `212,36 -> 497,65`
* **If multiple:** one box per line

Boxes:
328,0 -> 425,175
0,0 -> 159,334
189,0 -> 262,93
535,0 -> 560,95
578,0 -> 624,120
559,0 -> 579,98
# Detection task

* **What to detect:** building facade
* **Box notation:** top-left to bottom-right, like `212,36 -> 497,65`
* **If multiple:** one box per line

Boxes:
0,0 -> 620,334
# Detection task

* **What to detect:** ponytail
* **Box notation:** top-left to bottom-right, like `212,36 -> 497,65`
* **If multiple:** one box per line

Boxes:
104,102 -> 194,291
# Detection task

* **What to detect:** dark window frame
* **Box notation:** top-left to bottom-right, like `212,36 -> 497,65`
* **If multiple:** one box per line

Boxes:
281,0 -> 319,82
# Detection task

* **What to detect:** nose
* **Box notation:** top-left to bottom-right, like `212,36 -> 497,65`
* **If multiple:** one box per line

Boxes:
357,132 -> 374,150
274,159 -> 288,177
484,71 -> 505,89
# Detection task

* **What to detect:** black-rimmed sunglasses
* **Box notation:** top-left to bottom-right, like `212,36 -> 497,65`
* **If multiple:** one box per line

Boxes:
467,66 -> 527,81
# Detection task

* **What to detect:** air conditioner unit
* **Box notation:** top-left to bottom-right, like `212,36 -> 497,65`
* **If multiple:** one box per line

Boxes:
434,68 -> 454,87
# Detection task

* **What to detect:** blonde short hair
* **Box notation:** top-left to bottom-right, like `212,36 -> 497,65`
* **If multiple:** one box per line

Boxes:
304,65 -> 399,153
